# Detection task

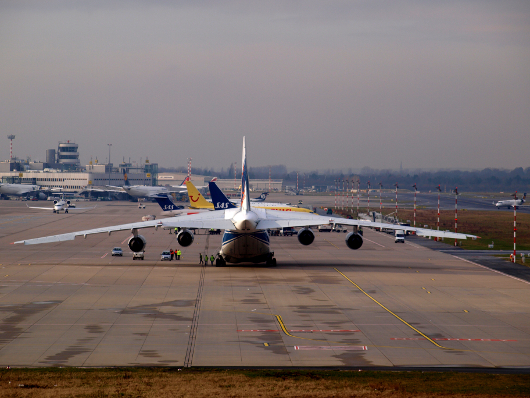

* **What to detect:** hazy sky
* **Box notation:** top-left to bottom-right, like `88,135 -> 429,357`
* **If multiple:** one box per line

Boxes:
1,1 -> 529,172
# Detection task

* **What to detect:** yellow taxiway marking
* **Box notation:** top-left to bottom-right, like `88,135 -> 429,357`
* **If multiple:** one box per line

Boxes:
323,239 -> 341,250
334,268 -> 452,350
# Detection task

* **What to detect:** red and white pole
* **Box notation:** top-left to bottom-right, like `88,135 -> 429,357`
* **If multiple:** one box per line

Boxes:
514,191 -> 517,262
334,180 -> 337,210
8,135 -> 15,160
367,181 -> 371,215
187,157 -> 192,179
436,185 -> 441,241
296,172 -> 299,192
348,179 -> 353,214
379,182 -> 383,214
357,179 -> 360,216
412,183 -> 417,228
394,183 -> 399,218
345,179 -> 349,212
454,187 -> 458,247
234,162 -> 237,190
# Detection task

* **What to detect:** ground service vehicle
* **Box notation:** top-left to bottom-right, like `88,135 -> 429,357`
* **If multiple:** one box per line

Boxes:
111,247 -> 123,256
133,252 -> 145,260
281,227 -> 296,236
160,250 -> 171,261
395,230 -> 405,243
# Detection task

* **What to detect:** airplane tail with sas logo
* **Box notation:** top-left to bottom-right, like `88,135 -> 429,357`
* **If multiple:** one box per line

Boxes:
209,182 -> 237,210
185,181 -> 213,209
154,194 -> 184,212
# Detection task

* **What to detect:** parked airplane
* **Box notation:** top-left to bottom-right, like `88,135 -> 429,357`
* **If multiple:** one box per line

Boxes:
14,137 -> 478,266
187,180 -> 311,213
26,197 -> 96,214
170,176 -> 217,190
153,194 -> 213,217
251,192 -> 269,202
0,183 -> 46,199
494,193 -> 526,209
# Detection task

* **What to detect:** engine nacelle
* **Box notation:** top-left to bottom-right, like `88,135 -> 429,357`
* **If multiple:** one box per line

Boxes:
53,200 -> 58,205
345,232 -> 363,250
66,200 -> 71,205
128,235 -> 147,252
297,227 -> 315,246
177,229 -> 194,247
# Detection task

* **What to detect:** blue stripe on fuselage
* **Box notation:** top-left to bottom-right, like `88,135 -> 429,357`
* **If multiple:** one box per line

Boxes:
222,230 -> 270,247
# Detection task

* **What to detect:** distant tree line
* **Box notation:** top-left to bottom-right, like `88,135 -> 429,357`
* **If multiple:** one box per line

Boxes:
158,164 -> 530,193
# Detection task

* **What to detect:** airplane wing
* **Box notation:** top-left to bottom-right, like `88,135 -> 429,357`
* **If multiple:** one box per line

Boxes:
255,210 -> 478,240
26,205 -> 55,210
14,210 -> 236,245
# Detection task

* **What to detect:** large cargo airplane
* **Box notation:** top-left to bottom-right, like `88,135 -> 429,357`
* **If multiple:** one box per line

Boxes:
14,137 -> 478,266
494,193 -> 526,209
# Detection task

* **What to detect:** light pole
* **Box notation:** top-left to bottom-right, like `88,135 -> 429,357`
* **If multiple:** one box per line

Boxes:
367,181 -> 371,215
379,182 -> 383,215
454,187 -> 458,247
412,183 -> 418,228
394,183 -> 399,219
436,185 -> 441,241
107,144 -> 112,186
357,179 -> 360,217
513,191 -> 518,262
334,180 -> 337,210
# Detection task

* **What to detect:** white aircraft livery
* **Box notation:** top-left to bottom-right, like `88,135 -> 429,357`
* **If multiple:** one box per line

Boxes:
14,137 -> 478,266
0,183 -> 43,198
494,193 -> 526,209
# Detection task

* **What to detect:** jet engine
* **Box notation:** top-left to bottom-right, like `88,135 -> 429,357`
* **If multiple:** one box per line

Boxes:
177,229 -> 194,247
128,235 -> 147,252
297,227 -> 315,246
345,232 -> 363,250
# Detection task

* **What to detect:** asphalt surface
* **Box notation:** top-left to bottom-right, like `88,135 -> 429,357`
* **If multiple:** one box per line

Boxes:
0,199 -> 529,370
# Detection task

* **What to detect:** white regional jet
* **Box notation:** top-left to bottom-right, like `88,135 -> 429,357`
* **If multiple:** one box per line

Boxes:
27,198 -> 96,214
14,138 -> 478,266
494,193 -> 526,209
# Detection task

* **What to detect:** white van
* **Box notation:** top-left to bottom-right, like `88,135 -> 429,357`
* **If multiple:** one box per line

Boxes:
395,230 -> 405,243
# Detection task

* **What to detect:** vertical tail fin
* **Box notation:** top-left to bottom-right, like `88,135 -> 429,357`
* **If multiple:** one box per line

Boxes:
179,176 -> 190,186
154,195 -> 183,211
123,169 -> 130,186
240,136 -> 251,211
209,182 -> 237,210
185,181 -> 213,209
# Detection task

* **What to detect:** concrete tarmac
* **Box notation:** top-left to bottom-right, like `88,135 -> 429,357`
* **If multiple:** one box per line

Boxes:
0,201 -> 529,368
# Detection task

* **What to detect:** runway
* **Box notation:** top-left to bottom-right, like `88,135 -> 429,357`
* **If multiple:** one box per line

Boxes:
0,201 -> 529,368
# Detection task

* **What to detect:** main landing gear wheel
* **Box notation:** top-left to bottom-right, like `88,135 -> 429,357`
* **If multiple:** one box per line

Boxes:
215,257 -> 226,267
65,209 -> 68,213
266,256 -> 277,267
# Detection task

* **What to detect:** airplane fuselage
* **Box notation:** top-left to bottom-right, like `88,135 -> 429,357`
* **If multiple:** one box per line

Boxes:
123,185 -> 169,198
0,183 -> 40,196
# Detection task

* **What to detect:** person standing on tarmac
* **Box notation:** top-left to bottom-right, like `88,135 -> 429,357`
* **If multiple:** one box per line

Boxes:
210,255 -> 214,266
170,249 -> 174,261
199,253 -> 203,264
177,249 -> 181,260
